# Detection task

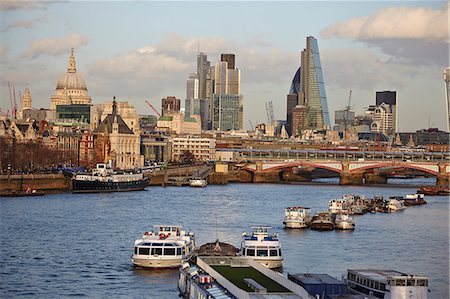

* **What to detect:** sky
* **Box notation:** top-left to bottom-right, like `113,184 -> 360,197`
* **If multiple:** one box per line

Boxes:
0,0 -> 448,132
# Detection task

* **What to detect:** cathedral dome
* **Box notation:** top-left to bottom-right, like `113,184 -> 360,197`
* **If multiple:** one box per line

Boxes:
56,72 -> 87,91
55,48 -> 88,91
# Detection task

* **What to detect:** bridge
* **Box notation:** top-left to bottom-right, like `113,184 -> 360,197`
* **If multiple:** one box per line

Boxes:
216,149 -> 450,186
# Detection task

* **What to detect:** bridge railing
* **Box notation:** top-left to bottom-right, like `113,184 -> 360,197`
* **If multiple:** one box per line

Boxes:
216,148 -> 450,163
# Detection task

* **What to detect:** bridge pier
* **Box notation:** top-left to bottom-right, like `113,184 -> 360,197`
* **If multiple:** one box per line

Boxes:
339,173 -> 363,185
253,171 -> 281,183
364,173 -> 388,185
436,163 -> 449,187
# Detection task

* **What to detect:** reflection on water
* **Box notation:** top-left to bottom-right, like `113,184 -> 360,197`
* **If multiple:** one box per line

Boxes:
0,179 -> 448,298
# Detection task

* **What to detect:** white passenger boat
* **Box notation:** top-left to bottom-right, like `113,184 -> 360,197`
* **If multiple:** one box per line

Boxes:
334,212 -> 355,230
345,269 -> 429,298
240,227 -> 283,269
283,206 -> 312,228
189,178 -> 207,187
131,225 -> 195,268
328,198 -> 351,214
386,199 -> 406,212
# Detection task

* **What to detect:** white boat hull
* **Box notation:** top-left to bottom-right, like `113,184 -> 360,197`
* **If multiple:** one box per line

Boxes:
335,221 -> 355,230
131,256 -> 183,268
283,220 -> 309,229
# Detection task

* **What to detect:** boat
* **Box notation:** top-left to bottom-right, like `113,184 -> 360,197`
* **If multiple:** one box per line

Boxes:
0,188 -> 45,197
334,212 -> 355,230
189,178 -> 207,188
345,269 -> 429,298
346,195 -> 369,215
283,206 -> 312,228
385,198 -> 406,212
398,193 -> 427,206
196,239 -> 239,257
72,163 -> 149,193
310,212 -> 335,231
328,198 -> 351,214
417,186 -> 450,196
240,226 -> 283,269
131,225 -> 195,268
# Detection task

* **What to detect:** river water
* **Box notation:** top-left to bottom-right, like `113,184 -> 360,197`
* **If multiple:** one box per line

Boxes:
1,179 -> 448,298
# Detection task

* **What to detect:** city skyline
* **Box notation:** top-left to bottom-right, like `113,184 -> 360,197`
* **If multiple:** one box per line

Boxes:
0,1 -> 448,132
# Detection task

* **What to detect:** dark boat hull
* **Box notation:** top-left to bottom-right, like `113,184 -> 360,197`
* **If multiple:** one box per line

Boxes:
72,178 -> 149,193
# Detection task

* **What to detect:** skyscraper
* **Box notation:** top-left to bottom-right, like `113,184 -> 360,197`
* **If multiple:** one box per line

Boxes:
376,91 -> 397,134
197,52 -> 210,100
221,53 -> 235,70
444,67 -> 450,132
299,36 -> 330,129
185,73 -> 199,118
211,53 -> 243,130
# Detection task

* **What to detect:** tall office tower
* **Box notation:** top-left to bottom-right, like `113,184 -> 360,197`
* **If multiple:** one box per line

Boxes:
197,52 -> 211,99
286,94 -> 299,136
212,94 -> 243,130
185,73 -> 199,118
211,53 -> 243,130
299,36 -> 330,129
161,96 -> 180,116
221,53 -> 235,70
376,91 -> 397,134
444,67 -> 450,132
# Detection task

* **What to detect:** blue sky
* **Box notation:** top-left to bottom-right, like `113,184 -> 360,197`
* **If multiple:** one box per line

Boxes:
1,0 -> 448,131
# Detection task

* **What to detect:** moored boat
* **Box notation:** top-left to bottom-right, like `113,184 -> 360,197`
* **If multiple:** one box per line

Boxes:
283,206 -> 312,229
399,193 -> 427,206
310,212 -> 335,230
240,226 -> 283,269
131,225 -> 195,268
72,163 -> 149,193
386,198 -> 406,212
189,178 -> 207,188
417,186 -> 450,196
345,269 -> 429,298
334,212 -> 355,230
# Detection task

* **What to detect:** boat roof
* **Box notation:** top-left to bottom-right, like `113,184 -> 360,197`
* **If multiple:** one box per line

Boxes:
154,225 -> 183,228
286,206 -> 310,209
347,269 -> 423,282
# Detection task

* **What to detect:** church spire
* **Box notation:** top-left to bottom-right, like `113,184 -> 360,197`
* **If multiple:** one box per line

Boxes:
67,48 -> 76,73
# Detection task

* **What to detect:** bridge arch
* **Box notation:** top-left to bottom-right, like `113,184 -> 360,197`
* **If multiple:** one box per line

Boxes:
349,162 -> 439,176
260,162 -> 342,174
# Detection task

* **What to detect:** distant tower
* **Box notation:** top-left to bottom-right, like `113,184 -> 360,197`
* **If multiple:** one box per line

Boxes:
444,67 -> 450,132
376,91 -> 397,134
299,36 -> 330,129
21,86 -> 32,111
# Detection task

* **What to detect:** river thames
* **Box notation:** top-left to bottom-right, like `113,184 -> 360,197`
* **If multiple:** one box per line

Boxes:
1,180 -> 448,298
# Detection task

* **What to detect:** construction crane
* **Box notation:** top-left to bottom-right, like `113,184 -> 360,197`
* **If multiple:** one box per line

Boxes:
343,90 -> 353,131
145,100 -> 161,117
248,119 -> 254,131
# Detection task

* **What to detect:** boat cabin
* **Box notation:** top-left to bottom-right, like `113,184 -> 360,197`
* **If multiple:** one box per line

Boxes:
134,242 -> 184,257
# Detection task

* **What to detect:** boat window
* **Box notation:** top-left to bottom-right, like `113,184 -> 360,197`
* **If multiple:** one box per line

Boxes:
395,279 -> 406,286
138,247 -> 150,255
164,248 -> 176,255
152,243 -> 164,246
417,279 -> 428,286
140,243 -> 152,246
406,279 -> 415,286
134,247 -> 137,255
151,247 -> 163,255
256,249 -> 268,257
164,243 -> 175,246
278,249 -> 282,256
177,248 -> 182,255
246,249 -> 255,256
269,249 -> 278,256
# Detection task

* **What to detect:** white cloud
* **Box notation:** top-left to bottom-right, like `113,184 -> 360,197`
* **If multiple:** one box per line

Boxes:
321,5 -> 448,42
2,14 -> 48,32
22,32 -> 89,59
0,0 -> 62,11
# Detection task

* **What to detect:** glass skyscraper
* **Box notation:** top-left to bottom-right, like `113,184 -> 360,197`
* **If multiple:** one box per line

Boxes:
299,36 -> 330,129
